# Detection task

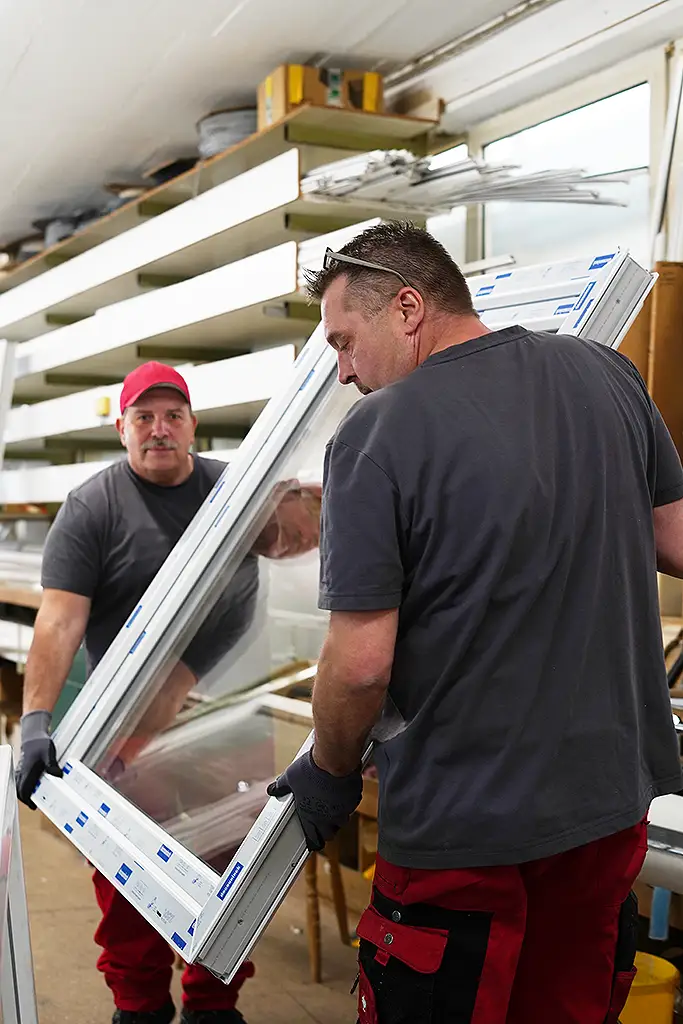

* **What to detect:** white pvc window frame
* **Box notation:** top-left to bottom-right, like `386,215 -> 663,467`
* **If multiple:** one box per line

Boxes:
32,249 -> 656,983
33,320 -> 339,975
0,746 -> 39,1024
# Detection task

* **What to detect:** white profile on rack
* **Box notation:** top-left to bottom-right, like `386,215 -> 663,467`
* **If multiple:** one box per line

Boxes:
0,745 -> 39,1024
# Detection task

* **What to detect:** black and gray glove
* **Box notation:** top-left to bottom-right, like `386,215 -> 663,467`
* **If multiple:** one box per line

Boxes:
267,749 -> 363,852
16,710 -> 62,809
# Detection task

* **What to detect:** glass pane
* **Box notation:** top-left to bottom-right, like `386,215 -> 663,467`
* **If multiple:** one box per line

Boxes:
428,143 -> 468,172
114,686 -> 313,874
428,207 -> 467,265
484,84 -> 650,175
483,84 -> 650,265
485,171 -> 650,268
428,145 -> 468,265
87,382 -> 357,869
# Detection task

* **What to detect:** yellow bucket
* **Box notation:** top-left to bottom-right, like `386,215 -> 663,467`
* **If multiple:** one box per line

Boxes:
620,951 -> 679,1024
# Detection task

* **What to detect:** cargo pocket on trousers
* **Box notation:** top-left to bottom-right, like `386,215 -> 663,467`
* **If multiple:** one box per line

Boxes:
604,890 -> 639,1024
356,904 -> 448,1024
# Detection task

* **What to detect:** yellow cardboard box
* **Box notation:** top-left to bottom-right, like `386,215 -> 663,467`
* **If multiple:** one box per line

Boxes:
257,64 -> 383,130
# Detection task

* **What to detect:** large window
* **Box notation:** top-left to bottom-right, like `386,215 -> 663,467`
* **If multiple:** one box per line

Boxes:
427,143 -> 469,265
483,84 -> 650,267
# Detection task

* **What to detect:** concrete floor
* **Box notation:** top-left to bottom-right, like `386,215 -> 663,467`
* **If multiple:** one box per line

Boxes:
20,806 -> 360,1023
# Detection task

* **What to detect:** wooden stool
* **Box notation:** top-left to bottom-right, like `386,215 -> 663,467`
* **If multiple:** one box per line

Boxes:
305,836 -> 351,983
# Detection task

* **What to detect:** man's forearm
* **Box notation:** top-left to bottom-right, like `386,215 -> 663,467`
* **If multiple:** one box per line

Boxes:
23,626 -> 82,714
312,647 -> 387,777
112,660 -> 196,766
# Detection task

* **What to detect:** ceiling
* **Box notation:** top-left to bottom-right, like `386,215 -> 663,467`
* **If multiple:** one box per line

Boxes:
0,0 -> 522,247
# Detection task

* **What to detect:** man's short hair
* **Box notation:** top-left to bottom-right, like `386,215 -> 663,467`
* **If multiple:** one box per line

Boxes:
305,221 -> 475,318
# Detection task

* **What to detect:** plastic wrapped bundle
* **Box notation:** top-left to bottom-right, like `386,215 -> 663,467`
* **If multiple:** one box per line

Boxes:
197,109 -> 257,159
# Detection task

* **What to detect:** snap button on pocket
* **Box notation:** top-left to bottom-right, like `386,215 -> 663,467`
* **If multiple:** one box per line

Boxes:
357,904 -> 448,973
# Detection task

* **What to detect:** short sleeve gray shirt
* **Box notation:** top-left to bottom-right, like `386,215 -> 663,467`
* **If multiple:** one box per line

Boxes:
320,327 -> 683,870
41,458 -> 259,677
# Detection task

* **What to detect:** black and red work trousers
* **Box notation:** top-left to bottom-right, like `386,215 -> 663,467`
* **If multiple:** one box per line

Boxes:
356,820 -> 647,1024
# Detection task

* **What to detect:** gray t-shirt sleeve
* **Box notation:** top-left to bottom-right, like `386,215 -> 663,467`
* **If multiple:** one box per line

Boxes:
319,437 -> 403,611
41,494 -> 102,596
652,404 -> 683,507
610,349 -> 683,508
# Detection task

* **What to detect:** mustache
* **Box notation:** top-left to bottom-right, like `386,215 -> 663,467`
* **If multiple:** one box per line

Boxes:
141,438 -> 179,451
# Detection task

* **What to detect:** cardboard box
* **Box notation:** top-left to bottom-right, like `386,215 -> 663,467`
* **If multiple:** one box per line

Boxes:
257,64 -> 383,130
617,263 -> 683,461
619,291 -> 652,381
648,261 -> 683,460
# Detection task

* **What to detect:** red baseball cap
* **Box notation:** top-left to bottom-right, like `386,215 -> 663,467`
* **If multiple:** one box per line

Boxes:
119,362 -> 191,414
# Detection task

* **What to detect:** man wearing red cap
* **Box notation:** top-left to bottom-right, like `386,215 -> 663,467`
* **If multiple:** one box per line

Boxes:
15,362 -> 321,1024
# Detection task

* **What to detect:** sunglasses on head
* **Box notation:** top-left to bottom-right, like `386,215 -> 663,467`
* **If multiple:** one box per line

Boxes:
323,248 -> 413,289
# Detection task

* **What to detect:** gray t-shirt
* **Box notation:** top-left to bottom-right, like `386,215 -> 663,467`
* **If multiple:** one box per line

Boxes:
319,326 -> 683,870
41,458 -> 259,677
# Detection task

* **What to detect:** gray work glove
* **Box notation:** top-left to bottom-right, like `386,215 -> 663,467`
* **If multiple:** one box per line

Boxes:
16,710 -> 62,809
267,749 -> 363,852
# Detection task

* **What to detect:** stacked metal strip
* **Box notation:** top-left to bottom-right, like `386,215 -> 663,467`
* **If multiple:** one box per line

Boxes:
301,149 -> 631,213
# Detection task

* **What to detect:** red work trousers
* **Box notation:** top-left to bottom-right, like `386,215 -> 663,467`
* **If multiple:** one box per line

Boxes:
93,871 -> 254,1013
357,820 -> 648,1024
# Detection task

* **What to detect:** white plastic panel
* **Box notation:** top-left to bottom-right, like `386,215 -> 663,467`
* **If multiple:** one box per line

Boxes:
297,219 -> 380,291
6,345 -> 295,445
0,621 -> 34,664
0,746 -> 39,1024
0,151 -> 301,333
15,242 -> 299,380
0,453 -> 233,506
469,250 -> 617,300
34,764 -> 205,961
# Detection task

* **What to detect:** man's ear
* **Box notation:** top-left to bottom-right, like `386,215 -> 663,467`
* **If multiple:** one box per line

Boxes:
397,287 -> 425,332
116,416 -> 128,449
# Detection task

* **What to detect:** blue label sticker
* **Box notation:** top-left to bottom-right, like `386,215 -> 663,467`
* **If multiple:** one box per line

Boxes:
157,844 -> 173,863
188,919 -> 195,936
572,298 -> 594,329
299,369 -> 314,391
116,864 -> 132,886
213,503 -> 231,528
554,303 -> 575,316
209,481 -> 224,503
63,762 -> 72,775
76,812 -> 88,827
476,285 -> 495,297
495,272 -> 512,279
588,253 -> 615,271
64,823 -> 73,834
99,803 -> 110,817
575,280 -> 596,311
129,631 -> 146,655
171,932 -> 187,950
217,862 -> 244,901
126,605 -> 142,628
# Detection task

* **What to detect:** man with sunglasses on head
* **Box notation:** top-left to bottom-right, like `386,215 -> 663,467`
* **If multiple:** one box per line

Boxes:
269,222 -> 683,1023
16,361 -> 321,1024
